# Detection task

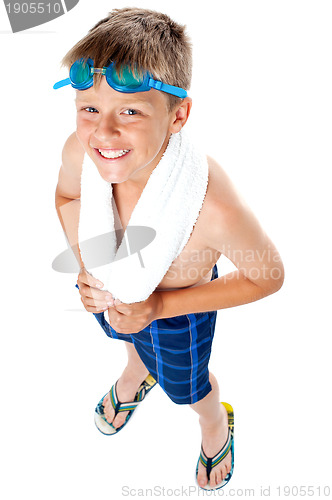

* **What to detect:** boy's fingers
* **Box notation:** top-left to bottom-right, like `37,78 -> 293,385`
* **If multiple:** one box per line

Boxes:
79,283 -> 113,303
81,297 -> 109,312
78,269 -> 104,289
83,295 -> 111,307
112,301 -> 131,314
77,282 -> 94,299
77,278 -> 105,297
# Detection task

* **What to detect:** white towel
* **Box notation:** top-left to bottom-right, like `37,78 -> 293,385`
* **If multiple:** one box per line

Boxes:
78,129 -> 208,304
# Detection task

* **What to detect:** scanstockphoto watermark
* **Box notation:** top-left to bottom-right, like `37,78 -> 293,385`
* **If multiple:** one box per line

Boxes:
121,485 -> 255,496
121,485 -> 332,497
3,0 -> 79,33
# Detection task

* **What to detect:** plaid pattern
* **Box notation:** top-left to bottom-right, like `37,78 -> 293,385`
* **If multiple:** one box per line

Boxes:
93,264 -> 218,405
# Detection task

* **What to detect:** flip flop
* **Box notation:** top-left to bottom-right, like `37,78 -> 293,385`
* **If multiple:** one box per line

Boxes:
196,402 -> 234,490
94,373 -> 157,435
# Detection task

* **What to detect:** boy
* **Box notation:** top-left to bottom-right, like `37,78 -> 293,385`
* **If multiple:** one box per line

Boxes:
55,7 -> 284,490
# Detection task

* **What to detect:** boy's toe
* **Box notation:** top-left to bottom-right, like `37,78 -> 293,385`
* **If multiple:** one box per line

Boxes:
214,469 -> 222,485
197,466 -> 208,487
198,478 -> 207,488
102,400 -> 115,423
102,393 -> 110,406
209,470 -> 217,488
112,412 -> 127,428
105,411 -> 115,424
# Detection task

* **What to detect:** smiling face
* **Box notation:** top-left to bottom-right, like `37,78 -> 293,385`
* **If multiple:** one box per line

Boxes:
75,78 -> 191,186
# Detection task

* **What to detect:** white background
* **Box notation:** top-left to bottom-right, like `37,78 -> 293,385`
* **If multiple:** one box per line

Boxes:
0,0 -> 331,498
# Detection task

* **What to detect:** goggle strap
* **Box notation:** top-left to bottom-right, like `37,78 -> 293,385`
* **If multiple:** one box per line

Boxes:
53,77 -> 71,90
91,67 -> 107,76
148,78 -> 187,99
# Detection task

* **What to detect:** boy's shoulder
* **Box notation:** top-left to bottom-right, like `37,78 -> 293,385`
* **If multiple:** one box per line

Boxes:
62,132 -> 85,175
56,132 -> 85,199
197,155 -> 249,251
204,155 -> 244,218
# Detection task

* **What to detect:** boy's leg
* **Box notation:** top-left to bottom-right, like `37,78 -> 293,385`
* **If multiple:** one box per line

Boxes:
190,372 -> 232,489
102,342 -> 149,428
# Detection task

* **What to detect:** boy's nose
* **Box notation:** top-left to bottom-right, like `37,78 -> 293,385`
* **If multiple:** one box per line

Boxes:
94,117 -> 121,142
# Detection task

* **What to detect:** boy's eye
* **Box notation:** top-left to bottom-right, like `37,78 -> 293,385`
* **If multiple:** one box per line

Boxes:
84,107 -> 98,113
123,109 -> 138,115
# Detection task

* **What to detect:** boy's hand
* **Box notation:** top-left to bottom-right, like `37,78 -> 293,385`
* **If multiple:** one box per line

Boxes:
107,293 -> 164,334
77,268 -> 112,313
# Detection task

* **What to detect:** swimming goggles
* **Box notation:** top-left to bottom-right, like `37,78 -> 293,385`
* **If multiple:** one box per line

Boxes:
53,58 -> 187,98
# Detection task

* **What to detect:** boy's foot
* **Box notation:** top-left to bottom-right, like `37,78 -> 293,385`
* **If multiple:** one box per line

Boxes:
102,366 -> 149,429
196,403 -> 232,489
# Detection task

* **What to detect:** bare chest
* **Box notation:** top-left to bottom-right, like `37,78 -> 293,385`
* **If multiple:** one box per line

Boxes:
112,183 -> 220,291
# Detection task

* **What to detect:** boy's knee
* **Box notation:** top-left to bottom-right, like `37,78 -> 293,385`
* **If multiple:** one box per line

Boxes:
209,371 -> 218,388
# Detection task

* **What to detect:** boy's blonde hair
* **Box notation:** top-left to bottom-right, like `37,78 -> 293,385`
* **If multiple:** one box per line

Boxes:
61,7 -> 192,111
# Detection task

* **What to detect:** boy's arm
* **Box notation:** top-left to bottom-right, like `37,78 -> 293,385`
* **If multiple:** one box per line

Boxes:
55,132 -> 85,269
158,156 -> 284,317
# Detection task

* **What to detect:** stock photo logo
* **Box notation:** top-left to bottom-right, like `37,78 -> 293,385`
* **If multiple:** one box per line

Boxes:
3,0 -> 79,33
52,227 -> 156,273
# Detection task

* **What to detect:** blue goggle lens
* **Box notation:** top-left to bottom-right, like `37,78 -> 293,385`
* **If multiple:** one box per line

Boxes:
108,65 -> 144,89
70,59 -> 92,86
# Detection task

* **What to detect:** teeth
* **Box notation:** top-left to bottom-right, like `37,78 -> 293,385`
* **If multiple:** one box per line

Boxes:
98,149 -> 130,159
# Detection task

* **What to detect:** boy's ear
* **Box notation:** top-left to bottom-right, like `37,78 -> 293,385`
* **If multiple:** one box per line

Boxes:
169,97 -> 192,133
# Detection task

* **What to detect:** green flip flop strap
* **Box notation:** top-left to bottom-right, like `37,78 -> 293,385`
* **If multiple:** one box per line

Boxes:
109,382 -> 140,414
109,377 -> 156,414
108,374 -> 157,416
199,428 -> 232,479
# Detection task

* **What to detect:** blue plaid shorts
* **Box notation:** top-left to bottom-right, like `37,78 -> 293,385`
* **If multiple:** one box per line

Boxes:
92,265 -> 218,405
